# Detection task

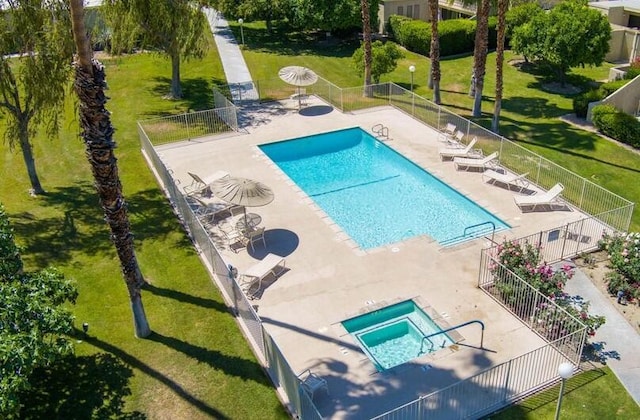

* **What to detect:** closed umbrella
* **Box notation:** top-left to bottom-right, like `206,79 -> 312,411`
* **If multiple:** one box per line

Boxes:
278,66 -> 318,109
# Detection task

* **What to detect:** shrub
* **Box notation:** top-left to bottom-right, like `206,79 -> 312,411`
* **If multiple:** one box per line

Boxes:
600,232 -> 640,304
591,104 -> 640,148
599,79 -> 629,97
573,89 -> 602,118
625,57 -> 640,79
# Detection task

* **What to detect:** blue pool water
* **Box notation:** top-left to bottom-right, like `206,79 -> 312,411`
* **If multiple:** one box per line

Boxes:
259,127 -> 509,249
342,300 -> 454,371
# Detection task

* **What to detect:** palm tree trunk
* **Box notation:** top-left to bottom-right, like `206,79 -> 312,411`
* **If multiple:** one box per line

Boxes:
69,0 -> 151,338
492,0 -> 508,132
361,0 -> 373,97
428,0 -> 441,104
471,0 -> 490,117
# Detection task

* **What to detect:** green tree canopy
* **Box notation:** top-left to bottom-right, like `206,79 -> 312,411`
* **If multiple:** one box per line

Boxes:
0,0 -> 74,194
0,204 -> 78,417
511,0 -> 611,84
104,0 -> 208,98
352,40 -> 403,83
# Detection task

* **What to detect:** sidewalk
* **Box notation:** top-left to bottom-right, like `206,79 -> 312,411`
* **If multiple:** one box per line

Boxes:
203,8 -> 259,103
564,263 -> 640,405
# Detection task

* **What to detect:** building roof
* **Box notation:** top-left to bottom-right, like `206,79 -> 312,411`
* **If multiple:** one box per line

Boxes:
589,0 -> 640,13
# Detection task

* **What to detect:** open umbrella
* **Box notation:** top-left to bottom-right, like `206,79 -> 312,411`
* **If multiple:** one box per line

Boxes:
278,66 -> 318,109
210,176 -> 274,223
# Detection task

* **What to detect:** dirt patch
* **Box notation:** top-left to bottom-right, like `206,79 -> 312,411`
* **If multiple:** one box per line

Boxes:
575,251 -> 640,334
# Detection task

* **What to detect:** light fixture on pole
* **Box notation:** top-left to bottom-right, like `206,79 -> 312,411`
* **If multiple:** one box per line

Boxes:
409,65 -> 416,92
238,18 -> 245,46
554,362 -> 574,420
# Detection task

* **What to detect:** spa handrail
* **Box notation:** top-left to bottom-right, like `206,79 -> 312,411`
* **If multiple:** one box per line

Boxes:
420,319 -> 485,353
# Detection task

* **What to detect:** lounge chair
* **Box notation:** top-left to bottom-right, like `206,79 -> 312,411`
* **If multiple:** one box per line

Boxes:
482,169 -> 530,192
298,369 -> 329,400
438,123 -> 457,143
439,137 -> 479,160
454,151 -> 499,171
183,170 -> 229,197
192,197 -> 239,224
514,183 -> 565,211
239,254 -> 286,299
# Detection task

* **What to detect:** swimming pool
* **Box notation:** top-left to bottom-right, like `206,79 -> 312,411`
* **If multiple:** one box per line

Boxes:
259,127 -> 509,249
342,300 -> 453,371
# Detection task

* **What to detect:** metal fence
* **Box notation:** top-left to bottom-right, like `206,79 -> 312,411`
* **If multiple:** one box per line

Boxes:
138,90 -> 238,146
251,78 -> 633,231
138,126 -> 323,419
372,339 -> 578,419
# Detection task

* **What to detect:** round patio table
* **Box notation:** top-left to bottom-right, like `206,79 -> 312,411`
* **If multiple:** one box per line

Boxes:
234,213 -> 262,232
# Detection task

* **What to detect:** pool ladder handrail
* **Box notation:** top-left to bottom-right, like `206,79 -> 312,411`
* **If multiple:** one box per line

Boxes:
372,123 -> 389,140
463,221 -> 496,243
420,319 -> 485,354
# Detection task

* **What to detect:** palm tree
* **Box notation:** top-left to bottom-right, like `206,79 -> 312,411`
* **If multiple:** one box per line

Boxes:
492,0 -> 509,132
361,0 -> 373,97
69,0 -> 151,338
428,0 -> 441,104
471,0 -> 491,117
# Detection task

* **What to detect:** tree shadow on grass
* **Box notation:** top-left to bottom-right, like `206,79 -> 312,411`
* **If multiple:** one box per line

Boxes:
147,332 -> 273,387
148,76 -> 220,113
19,353 -> 145,419
8,182 -> 192,268
142,283 -> 232,314
80,331 -> 230,419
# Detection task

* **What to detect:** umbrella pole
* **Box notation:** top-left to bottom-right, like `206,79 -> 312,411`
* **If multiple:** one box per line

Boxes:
298,86 -> 301,110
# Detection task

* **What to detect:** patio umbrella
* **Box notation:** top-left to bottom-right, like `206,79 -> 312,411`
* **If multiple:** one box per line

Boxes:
210,176 -> 274,222
278,66 -> 318,109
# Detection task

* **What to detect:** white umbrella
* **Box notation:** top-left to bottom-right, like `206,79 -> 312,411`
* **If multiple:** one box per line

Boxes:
210,176 -> 274,222
278,66 -> 318,109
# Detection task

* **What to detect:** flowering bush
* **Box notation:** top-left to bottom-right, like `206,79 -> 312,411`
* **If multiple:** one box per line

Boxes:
599,232 -> 640,303
490,239 -> 605,338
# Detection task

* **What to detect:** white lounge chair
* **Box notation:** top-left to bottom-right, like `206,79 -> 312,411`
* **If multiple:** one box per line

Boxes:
438,123 -> 457,144
514,183 -> 565,211
454,151 -> 499,171
482,169 -> 530,192
239,254 -> 286,299
439,137 -> 479,160
192,197 -> 238,224
183,170 -> 229,197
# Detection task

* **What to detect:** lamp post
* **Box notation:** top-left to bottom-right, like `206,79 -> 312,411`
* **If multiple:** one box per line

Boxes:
555,362 -> 574,420
409,65 -> 416,92
238,18 -> 245,46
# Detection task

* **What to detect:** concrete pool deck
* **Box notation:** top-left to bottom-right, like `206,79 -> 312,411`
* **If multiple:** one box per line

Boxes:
157,99 -> 590,418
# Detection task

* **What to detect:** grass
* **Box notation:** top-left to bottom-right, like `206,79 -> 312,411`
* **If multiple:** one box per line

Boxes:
2,19 -> 639,418
486,366 -> 640,419
232,20 -> 640,231
1,35 -> 287,419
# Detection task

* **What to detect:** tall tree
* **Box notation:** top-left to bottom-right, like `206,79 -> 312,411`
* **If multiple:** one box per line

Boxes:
470,0 -> 491,117
427,0 -> 441,104
352,41 -> 404,83
492,0 -> 509,132
104,0 -> 208,99
0,0 -> 74,195
69,0 -> 151,338
0,203 -> 78,417
361,0 -> 373,97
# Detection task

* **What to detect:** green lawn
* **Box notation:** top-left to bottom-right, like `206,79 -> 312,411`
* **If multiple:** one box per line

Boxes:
1,35 -> 287,419
2,19 -> 640,418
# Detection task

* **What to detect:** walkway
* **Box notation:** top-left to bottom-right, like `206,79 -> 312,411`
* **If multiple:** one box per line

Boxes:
564,264 -> 640,405
203,8 -> 259,103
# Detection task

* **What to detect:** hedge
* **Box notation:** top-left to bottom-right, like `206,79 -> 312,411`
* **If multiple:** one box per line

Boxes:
591,104 -> 640,148
388,15 -> 497,57
572,79 -> 632,118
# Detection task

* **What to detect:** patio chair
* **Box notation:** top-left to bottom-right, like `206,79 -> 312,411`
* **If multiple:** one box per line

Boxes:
183,170 -> 229,197
297,369 -> 329,400
244,226 -> 266,252
192,197 -> 236,224
514,183 -> 565,211
439,137 -> 479,160
239,253 -> 286,299
454,151 -> 499,171
438,123 -> 457,143
482,169 -> 530,192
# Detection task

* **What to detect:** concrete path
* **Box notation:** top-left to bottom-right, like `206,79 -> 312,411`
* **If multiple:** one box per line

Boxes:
563,263 -> 640,405
203,8 -> 259,103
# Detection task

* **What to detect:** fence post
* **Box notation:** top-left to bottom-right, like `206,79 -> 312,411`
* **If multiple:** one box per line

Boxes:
536,155 -> 542,185
184,113 -> 191,141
